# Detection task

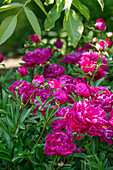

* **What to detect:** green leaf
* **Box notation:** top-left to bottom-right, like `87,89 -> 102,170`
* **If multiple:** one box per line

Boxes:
0,15 -> 17,45
73,153 -> 93,159
3,131 -> 13,149
97,0 -> 104,11
0,3 -> 23,12
95,77 -> 105,87
56,0 -> 62,11
44,2 -> 64,31
44,0 -> 54,6
24,7 -> 41,40
63,9 -> 84,47
0,153 -> 12,162
19,107 -> 32,124
0,109 -> 8,116
6,116 -> 14,128
64,0 -> 72,17
49,116 -> 64,124
72,0 -> 90,20
34,0 -> 50,19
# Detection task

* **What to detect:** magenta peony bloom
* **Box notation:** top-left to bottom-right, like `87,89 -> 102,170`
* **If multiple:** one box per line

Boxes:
48,79 -> 60,89
96,40 -> 106,51
50,106 -> 70,131
105,37 -> 113,47
36,87 -> 51,102
44,130 -> 76,156
54,88 -> 68,105
100,111 -> 113,145
8,81 -> 36,104
18,66 -> 28,77
76,82 -> 90,98
90,86 -> 113,113
43,63 -> 65,79
95,19 -> 106,31
79,52 -> 108,80
54,39 -> 63,49
32,74 -> 45,87
59,74 -> 77,104
76,47 -> 89,52
66,99 -> 106,136
75,147 -> 83,153
60,52 -> 82,65
30,34 -> 42,43
22,48 -> 52,68
85,42 -> 95,49
0,54 -> 4,63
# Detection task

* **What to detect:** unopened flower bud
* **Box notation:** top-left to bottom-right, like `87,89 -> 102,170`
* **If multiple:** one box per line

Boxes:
58,162 -> 64,167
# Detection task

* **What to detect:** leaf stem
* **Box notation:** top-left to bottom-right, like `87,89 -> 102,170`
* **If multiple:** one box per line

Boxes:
37,105 -> 57,144
51,155 -> 58,170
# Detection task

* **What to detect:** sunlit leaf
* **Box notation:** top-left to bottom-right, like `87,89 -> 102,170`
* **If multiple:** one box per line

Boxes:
63,9 -> 84,46
24,7 -> 41,40
0,15 -> 17,45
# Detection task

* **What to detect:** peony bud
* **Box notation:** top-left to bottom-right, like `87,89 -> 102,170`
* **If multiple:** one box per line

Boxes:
30,34 -> 42,43
32,74 -> 45,87
0,54 -> 4,63
96,41 -> 106,51
95,19 -> 106,31
18,66 -> 28,77
54,39 -> 63,49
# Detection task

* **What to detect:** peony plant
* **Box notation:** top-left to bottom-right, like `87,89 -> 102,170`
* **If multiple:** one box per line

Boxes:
0,19 -> 113,170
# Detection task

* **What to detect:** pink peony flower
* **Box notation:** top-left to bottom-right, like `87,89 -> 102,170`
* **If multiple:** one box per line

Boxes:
32,74 -> 45,87
96,40 -> 106,51
105,37 -> 113,47
44,130 -> 76,156
30,34 -> 42,43
59,74 -> 77,103
54,88 -> 68,105
85,42 -> 95,49
22,48 -> 52,68
66,99 -> 106,136
60,52 -> 82,65
54,39 -> 63,49
8,81 -> 36,104
36,87 -> 51,102
76,82 -> 90,98
79,52 -> 108,80
90,86 -> 113,113
76,47 -> 89,52
100,111 -> 113,145
75,147 -> 83,153
50,106 -> 70,132
18,66 -> 28,77
43,63 -> 65,79
95,19 -> 106,31
48,79 -> 60,89
0,54 -> 4,63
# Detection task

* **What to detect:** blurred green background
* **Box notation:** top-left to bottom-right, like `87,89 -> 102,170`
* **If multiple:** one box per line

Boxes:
0,0 -> 113,58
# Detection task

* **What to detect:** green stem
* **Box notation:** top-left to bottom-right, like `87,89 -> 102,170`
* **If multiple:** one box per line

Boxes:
16,0 -> 30,16
91,50 -> 101,82
37,105 -> 57,144
42,91 -> 53,108
32,67 -> 35,80
15,107 -> 23,134
24,87 -> 37,107
51,155 -> 58,170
